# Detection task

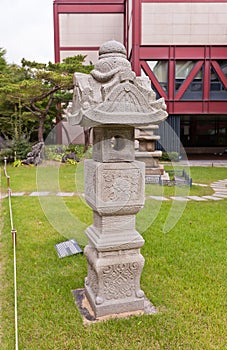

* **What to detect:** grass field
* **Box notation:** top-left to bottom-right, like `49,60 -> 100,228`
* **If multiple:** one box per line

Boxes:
0,164 -> 226,349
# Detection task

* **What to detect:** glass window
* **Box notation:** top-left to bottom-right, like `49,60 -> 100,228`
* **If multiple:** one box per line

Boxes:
210,61 -> 227,100
147,60 -> 168,93
175,60 -> 203,99
180,115 -> 227,148
181,68 -> 203,100
175,61 -> 195,79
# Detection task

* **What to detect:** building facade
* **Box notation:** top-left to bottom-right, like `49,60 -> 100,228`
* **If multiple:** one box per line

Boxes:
53,0 -> 227,155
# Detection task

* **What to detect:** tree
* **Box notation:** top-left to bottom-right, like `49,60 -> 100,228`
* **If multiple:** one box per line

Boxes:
0,54 -> 93,143
0,48 -> 7,71
0,56 -> 38,143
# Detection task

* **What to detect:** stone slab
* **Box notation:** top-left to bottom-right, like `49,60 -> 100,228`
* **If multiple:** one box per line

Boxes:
211,181 -> 227,185
148,196 -> 169,201
29,192 -> 50,196
72,288 -> 156,325
212,187 -> 227,190
186,196 -> 207,201
170,196 -> 189,201
135,151 -> 162,157
56,192 -> 74,196
202,196 -> 223,200
211,187 -> 227,191
192,183 -> 208,187
0,194 -> 8,199
11,192 -> 26,196
212,194 -> 227,198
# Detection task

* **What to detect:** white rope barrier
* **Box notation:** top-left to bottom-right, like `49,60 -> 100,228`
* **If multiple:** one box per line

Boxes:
3,157 -> 19,350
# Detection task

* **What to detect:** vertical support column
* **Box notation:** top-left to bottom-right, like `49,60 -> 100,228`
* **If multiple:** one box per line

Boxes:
124,0 -> 128,53
131,0 -> 141,75
84,126 -> 146,318
203,47 -> 211,113
168,46 -> 175,114
53,2 -> 60,63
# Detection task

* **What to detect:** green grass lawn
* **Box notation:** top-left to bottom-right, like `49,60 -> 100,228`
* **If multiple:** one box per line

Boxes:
0,164 -> 227,349
2,163 -> 227,197
1,162 -> 84,194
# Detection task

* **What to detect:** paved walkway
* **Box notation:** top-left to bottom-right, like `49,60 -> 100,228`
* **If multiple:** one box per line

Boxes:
1,179 -> 227,202
146,178 -> 227,201
179,159 -> 227,167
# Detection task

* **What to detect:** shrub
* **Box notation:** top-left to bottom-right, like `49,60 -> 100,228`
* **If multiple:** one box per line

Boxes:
160,152 -> 180,162
12,140 -> 32,160
45,144 -> 90,162
0,140 -> 32,163
65,144 -> 84,159
0,148 -> 14,162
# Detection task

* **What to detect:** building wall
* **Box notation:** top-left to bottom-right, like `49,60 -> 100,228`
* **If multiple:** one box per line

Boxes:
54,1 -> 125,65
156,116 -> 181,153
142,2 -> 227,45
59,13 -> 123,47
60,50 -> 99,65
53,0 -> 227,153
59,13 -> 123,64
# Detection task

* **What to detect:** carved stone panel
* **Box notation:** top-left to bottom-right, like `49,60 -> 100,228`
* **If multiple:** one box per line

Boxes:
85,159 -> 145,215
102,262 -> 140,300
84,245 -> 145,317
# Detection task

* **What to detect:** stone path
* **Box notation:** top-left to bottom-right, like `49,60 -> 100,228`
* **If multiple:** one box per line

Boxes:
1,179 -> 227,201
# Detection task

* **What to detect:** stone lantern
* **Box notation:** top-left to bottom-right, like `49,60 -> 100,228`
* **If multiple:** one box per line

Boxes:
70,41 -> 167,319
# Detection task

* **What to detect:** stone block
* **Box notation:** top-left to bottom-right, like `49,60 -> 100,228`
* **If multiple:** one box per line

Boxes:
85,160 -> 145,215
93,126 -> 135,162
135,152 -> 162,170
86,212 -> 144,251
138,140 -> 156,152
84,245 -> 145,318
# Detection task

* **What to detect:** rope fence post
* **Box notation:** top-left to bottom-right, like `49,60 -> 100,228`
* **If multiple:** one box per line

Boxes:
3,157 -> 19,350
12,229 -> 17,247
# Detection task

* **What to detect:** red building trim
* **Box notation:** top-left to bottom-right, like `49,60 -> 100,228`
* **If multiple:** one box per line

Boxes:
140,46 -> 227,60
125,0 -> 132,57
142,0 -> 227,3
60,46 -> 100,51
53,3 -> 60,62
141,61 -> 168,99
167,101 -> 227,114
168,47 -> 175,102
54,3 -> 124,13
211,61 -> 227,90
123,1 -> 127,53
138,45 -> 227,115
54,0 -> 125,3
131,0 -> 141,75
203,59 -> 210,103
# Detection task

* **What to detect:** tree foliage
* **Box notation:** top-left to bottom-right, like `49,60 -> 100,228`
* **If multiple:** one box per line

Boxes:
0,52 -> 93,143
